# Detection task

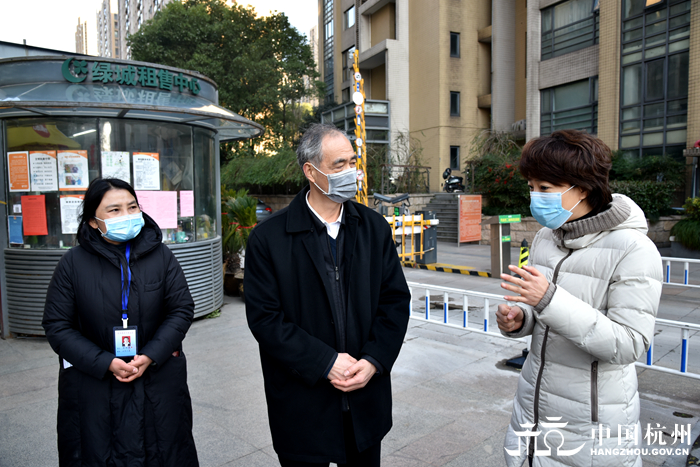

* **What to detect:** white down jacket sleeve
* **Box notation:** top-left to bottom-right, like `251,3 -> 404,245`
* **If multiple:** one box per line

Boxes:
535,237 -> 662,365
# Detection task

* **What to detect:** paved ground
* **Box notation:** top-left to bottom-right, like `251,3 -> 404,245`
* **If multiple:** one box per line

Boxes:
1,242 -> 699,467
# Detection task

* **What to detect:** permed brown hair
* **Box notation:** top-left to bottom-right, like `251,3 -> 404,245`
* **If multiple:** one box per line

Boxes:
519,130 -> 613,214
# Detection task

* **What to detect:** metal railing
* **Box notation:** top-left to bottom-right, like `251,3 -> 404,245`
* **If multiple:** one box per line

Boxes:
407,282 -> 522,339
660,256 -> 700,288
407,281 -> 700,379
380,164 -> 431,194
639,318 -> 700,380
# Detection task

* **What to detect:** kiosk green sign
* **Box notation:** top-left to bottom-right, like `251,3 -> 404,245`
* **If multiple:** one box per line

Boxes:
61,57 -> 201,95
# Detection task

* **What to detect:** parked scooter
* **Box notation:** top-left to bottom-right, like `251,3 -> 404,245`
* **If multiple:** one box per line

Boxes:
442,168 -> 465,193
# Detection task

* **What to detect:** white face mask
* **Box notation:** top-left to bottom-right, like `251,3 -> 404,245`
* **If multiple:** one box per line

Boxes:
309,163 -> 358,204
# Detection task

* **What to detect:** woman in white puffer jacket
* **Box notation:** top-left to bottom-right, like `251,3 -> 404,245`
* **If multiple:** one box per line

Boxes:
496,130 -> 663,467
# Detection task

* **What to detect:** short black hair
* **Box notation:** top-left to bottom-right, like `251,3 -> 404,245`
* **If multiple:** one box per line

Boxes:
78,178 -> 139,234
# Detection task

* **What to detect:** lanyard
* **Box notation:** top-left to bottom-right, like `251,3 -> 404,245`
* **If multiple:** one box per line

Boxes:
121,244 -> 132,328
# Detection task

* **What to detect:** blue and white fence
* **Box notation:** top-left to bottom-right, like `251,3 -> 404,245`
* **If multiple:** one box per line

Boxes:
638,318 -> 700,380
407,281 -> 700,380
661,256 -> 700,288
407,282 -> 523,340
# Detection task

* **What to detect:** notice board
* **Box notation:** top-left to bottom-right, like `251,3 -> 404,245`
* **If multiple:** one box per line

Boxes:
458,195 -> 482,244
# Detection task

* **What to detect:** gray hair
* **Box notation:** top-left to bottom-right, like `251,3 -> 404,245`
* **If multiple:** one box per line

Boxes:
296,123 -> 346,170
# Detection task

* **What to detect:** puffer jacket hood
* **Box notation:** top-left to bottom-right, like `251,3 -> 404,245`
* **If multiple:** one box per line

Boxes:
502,195 -> 662,467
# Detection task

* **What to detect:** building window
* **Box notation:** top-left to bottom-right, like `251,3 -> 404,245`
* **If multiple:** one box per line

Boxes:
450,92 -> 460,116
541,0 -> 599,60
619,0 -> 690,157
450,146 -> 460,169
450,32 -> 460,57
540,77 -> 598,135
342,46 -> 356,82
323,0 -> 335,103
342,87 -> 351,103
345,6 -> 355,29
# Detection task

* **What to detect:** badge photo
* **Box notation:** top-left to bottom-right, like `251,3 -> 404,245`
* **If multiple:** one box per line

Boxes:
114,326 -> 138,358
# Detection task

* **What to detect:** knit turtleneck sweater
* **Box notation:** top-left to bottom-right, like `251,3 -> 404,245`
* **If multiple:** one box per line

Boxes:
553,195 -> 632,242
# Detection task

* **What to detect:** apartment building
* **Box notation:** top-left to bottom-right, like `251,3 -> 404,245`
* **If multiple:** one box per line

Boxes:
319,0 -> 527,191
527,0 -> 699,197
97,0 -> 120,58
76,18 -> 89,55
118,0 -> 175,59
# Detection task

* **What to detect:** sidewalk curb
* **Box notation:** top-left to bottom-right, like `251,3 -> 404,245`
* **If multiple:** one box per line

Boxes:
402,261 -> 492,277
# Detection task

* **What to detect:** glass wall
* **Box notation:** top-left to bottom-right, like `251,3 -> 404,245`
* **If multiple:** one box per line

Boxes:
619,0 -> 690,157
193,128 -> 218,241
4,117 -> 217,248
5,118 -> 98,249
540,77 -> 598,135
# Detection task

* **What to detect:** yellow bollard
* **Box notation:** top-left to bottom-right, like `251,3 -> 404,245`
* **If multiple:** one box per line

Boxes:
518,239 -> 529,268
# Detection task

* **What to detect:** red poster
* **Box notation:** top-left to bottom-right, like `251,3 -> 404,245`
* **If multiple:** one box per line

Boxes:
21,195 -> 48,236
458,195 -> 482,243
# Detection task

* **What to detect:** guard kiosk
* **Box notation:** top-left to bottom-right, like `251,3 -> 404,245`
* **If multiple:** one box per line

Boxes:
0,55 -> 263,337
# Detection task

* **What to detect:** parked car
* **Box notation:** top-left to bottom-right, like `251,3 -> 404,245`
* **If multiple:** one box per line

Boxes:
256,199 -> 273,221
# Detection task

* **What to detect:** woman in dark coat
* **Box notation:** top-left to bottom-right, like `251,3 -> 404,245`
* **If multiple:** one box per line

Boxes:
42,178 -> 199,467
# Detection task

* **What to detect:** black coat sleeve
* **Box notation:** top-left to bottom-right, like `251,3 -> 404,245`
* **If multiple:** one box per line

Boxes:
244,230 -> 338,387
139,247 -> 195,365
360,219 -> 410,373
42,253 -> 115,380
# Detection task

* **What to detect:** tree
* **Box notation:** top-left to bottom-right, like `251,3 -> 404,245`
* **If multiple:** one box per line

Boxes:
128,0 -> 324,159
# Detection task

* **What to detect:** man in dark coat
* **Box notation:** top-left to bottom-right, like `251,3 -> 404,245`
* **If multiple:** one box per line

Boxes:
43,209 -> 198,467
245,123 -> 411,466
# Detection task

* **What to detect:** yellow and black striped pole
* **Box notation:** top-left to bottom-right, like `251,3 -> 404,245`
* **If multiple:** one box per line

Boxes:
518,239 -> 529,268
352,49 -> 368,206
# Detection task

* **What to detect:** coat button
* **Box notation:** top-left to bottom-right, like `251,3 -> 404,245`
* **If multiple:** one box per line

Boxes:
330,320 -> 334,325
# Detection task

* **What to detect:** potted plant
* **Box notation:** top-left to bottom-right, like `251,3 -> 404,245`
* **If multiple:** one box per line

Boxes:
670,197 -> 700,259
222,188 -> 258,296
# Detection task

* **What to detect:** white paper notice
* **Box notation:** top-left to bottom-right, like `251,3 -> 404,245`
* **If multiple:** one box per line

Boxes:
57,150 -> 89,191
133,153 -> 160,190
102,151 -> 131,183
180,191 -> 194,217
60,195 -> 84,234
29,151 -> 59,192
136,191 -> 177,229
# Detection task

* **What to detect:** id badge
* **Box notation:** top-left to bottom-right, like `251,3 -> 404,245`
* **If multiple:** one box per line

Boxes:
114,326 -> 138,357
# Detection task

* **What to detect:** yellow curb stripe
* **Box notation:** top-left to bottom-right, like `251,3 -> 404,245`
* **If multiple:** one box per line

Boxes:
401,261 -> 492,278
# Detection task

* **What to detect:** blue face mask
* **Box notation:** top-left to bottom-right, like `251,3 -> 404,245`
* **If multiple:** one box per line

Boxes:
529,185 -> 583,230
95,212 -> 144,242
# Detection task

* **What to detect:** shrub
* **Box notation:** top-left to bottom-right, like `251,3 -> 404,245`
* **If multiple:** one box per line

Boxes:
469,131 -> 530,216
610,152 -> 685,185
609,152 -> 684,219
670,198 -> 700,250
609,180 -> 677,221
222,147 -> 306,194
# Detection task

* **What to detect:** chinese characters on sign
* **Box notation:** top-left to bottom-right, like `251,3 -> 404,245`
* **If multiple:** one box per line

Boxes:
62,58 -> 201,96
506,418 -> 693,460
